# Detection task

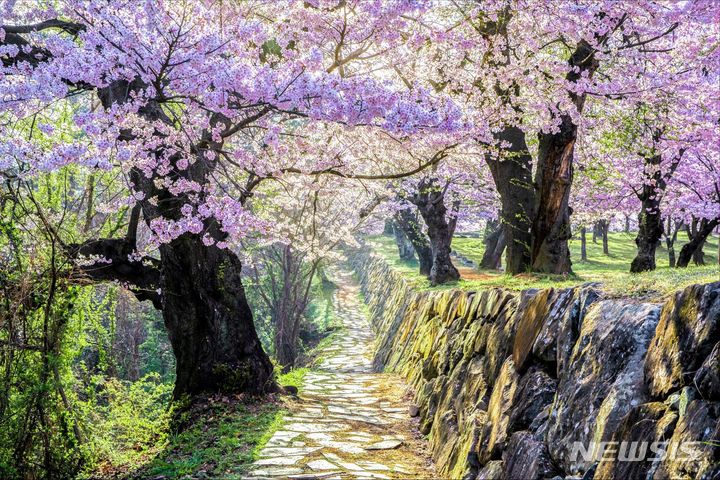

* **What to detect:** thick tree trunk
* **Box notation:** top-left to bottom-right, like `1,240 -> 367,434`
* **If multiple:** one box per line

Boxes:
392,221 -> 415,261
490,230 -> 507,270
630,152 -> 677,273
598,219 -> 610,255
685,218 -> 709,266
677,218 -> 719,268
531,40 -> 598,274
394,208 -> 433,276
630,199 -> 664,273
160,237 -> 276,398
410,179 -> 460,285
693,243 -> 706,265
481,219 -> 505,270
580,226 -> 587,261
484,127 -> 535,274
631,210 -> 662,272
531,115 -> 575,274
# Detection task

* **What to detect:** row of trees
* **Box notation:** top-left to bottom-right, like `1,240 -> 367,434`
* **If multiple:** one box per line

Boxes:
1,0 -> 718,414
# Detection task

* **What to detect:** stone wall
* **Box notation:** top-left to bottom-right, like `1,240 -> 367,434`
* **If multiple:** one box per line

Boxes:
350,249 -> 720,480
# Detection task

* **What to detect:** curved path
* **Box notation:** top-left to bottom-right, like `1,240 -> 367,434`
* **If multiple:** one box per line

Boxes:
245,269 -> 435,479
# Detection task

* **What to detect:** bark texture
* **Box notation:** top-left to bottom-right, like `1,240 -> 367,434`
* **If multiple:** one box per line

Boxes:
160,238 -> 275,397
630,157 -> 664,273
394,208 -> 433,277
484,127 -> 535,274
677,218 -> 719,268
598,219 -> 610,255
409,178 -> 460,285
531,40 -> 599,274
630,149 -> 681,273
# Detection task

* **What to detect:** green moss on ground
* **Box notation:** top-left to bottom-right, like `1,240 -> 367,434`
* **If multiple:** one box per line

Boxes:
368,232 -> 720,299
126,395 -> 285,479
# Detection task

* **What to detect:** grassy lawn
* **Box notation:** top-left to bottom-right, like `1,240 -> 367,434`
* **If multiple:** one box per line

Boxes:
367,232 -> 720,299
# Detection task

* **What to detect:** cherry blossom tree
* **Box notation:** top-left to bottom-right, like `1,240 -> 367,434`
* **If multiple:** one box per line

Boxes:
0,0 -> 456,396
399,0 -> 717,273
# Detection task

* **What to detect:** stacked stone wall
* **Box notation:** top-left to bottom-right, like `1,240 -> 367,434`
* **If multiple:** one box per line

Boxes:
350,249 -> 720,480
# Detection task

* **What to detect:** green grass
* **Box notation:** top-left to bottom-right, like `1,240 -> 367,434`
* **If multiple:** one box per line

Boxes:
278,367 -> 309,391
368,232 -> 720,299
128,396 -> 285,479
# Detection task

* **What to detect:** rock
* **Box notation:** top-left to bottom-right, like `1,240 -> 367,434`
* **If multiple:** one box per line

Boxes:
502,431 -> 558,480
475,460 -> 503,480
250,467 -> 304,476
476,357 -> 519,463
512,289 -> 554,371
429,409 -> 463,476
254,456 -> 304,466
694,341 -> 720,400
531,288 -> 576,364
652,399 -> 720,480
366,439 -> 403,450
528,406 -> 551,436
555,284 -> 601,376
482,293 -> 521,385
664,386 -> 697,414
409,404 -> 420,417
644,282 -> 720,398
307,459 -> 339,471
545,300 -> 661,476
507,365 -> 557,433
593,402 -> 678,480
283,385 -> 299,396
351,248 -> 720,480
288,472 -> 340,479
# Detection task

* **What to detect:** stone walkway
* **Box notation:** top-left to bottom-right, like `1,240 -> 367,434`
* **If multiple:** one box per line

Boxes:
245,269 -> 435,479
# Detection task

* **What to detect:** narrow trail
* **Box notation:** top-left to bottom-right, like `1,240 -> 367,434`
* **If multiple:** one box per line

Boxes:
246,269 -> 435,479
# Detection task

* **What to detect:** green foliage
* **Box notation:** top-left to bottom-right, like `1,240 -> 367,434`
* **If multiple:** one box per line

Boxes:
77,374 -> 173,477
278,367 -> 309,392
304,271 -> 340,332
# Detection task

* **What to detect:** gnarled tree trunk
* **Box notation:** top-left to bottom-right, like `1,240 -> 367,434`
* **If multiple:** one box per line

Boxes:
630,155 -> 665,273
531,118 -> 574,274
677,218 -> 719,268
160,238 -> 275,397
531,40 -> 598,274
394,208 -> 433,276
630,148 -> 682,273
409,178 -> 460,285
484,127 -> 535,274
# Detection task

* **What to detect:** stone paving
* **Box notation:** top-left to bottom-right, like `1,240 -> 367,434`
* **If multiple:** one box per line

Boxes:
245,269 -> 435,479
